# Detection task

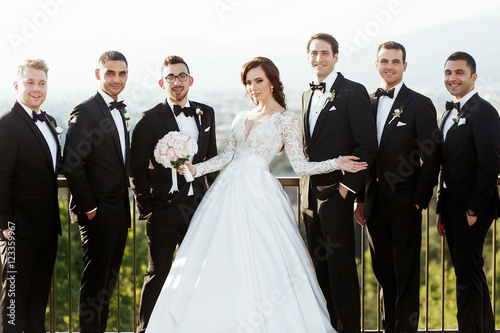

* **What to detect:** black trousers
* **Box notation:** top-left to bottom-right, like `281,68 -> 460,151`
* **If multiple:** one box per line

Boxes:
441,189 -> 495,333
137,197 -> 196,333
78,208 -> 128,333
305,187 -> 360,333
0,233 -> 58,333
366,183 -> 421,333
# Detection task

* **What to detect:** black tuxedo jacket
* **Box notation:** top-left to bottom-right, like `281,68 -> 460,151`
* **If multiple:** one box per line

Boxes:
0,102 -> 62,240
437,93 -> 500,217
129,100 -> 218,219
62,92 -> 131,225
358,84 -> 441,219
301,72 -> 377,203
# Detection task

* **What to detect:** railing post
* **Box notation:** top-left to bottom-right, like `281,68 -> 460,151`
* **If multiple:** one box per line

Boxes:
67,185 -> 73,333
425,208 -> 430,331
493,218 -> 497,323
441,235 -> 445,331
361,227 -> 365,333
133,196 -> 137,333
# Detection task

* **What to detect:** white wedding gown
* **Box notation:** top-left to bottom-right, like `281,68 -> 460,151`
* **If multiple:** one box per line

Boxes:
146,111 -> 337,333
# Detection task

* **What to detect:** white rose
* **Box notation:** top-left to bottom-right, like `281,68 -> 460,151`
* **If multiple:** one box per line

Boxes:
186,139 -> 198,155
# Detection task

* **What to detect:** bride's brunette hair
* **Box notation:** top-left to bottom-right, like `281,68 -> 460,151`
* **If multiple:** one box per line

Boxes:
241,57 -> 287,110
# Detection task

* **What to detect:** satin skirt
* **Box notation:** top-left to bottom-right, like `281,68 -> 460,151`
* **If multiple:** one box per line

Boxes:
146,152 -> 335,333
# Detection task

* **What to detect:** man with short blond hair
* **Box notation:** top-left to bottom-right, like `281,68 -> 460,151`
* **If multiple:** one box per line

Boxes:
0,59 -> 62,332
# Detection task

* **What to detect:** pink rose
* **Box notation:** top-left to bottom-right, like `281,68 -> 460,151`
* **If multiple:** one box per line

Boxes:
166,148 -> 178,162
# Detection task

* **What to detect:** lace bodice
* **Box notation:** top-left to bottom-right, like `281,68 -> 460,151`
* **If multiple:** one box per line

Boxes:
194,111 -> 339,177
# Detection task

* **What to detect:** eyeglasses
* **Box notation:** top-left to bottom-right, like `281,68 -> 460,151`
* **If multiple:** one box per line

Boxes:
165,73 -> 190,83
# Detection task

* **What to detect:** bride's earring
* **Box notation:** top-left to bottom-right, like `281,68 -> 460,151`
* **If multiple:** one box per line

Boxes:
271,87 -> 274,92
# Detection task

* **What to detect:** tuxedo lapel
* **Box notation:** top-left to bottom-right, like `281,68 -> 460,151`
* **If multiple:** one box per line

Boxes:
370,95 -> 378,117
310,73 -> 344,144
158,100 -> 180,132
119,110 -> 130,170
13,103 -> 55,173
457,92 -> 478,118
439,110 -> 452,132
94,93 -> 126,169
303,89 -> 313,144
190,101 -> 205,164
378,84 -> 411,153
44,113 -> 62,172
442,93 -> 479,158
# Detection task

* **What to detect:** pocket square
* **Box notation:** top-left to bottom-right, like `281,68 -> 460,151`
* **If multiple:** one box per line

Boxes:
396,121 -> 406,127
204,126 -> 211,132
458,118 -> 466,126
329,106 -> 336,111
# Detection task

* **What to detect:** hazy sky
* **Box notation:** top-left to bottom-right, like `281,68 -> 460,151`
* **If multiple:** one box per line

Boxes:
1,0 -> 500,108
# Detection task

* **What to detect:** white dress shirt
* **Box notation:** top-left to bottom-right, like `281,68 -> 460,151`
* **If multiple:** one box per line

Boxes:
19,101 -> 58,173
309,71 -> 338,136
442,89 -> 476,141
376,81 -> 403,146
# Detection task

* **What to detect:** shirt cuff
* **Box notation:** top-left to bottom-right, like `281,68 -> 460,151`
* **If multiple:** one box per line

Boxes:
340,183 -> 356,194
86,207 -> 97,214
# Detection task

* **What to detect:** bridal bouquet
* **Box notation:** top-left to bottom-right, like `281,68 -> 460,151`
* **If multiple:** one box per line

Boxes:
154,131 -> 198,182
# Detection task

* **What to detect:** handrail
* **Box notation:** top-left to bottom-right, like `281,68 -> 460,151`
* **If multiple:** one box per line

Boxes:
0,177 -> 498,332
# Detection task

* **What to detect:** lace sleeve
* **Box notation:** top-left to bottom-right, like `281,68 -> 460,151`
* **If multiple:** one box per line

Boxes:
193,113 -> 244,177
282,112 -> 339,176
194,133 -> 236,177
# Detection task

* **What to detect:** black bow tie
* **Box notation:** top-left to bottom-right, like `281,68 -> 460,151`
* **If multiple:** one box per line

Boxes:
32,110 -> 47,123
109,100 -> 126,111
173,104 -> 195,117
446,101 -> 460,112
310,82 -> 326,93
374,87 -> 395,99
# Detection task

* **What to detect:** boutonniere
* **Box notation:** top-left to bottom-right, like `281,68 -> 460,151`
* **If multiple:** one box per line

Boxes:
50,120 -> 63,135
122,108 -> 130,121
196,106 -> 203,116
452,111 -> 464,124
388,106 -> 404,124
326,89 -> 336,102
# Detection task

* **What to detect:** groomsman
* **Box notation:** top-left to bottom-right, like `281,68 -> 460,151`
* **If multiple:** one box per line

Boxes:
354,42 -> 441,333
129,55 -> 218,333
437,52 -> 499,333
0,59 -> 61,332
301,32 -> 377,332
62,51 -> 130,333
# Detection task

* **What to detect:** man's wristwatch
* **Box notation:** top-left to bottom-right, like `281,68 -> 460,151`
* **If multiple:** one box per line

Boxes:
466,209 -> 477,217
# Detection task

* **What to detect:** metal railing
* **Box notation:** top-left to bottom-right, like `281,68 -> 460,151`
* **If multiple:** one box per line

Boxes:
1,177 -> 498,332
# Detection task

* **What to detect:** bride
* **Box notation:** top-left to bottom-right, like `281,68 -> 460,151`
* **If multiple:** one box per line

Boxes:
145,57 -> 366,333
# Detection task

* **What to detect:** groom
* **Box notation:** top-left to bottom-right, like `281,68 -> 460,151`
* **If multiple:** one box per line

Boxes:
301,33 -> 377,332
129,55 -> 218,333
